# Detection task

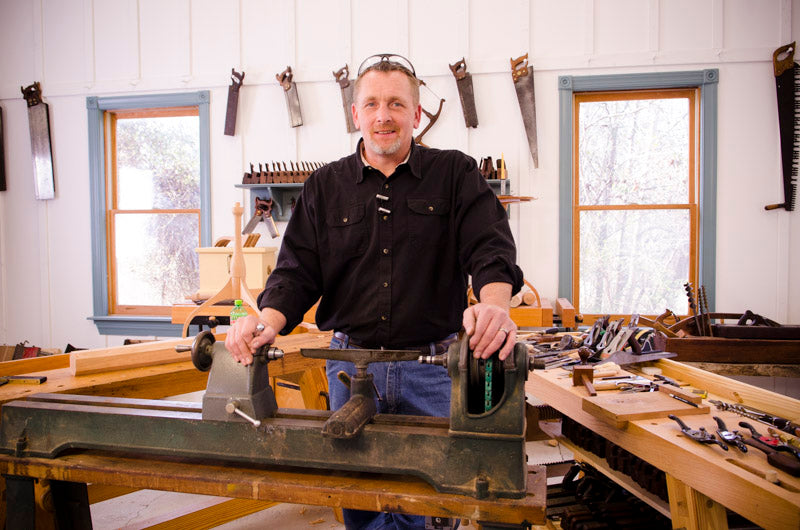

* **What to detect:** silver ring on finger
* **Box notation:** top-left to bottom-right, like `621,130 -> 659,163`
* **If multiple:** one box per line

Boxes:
499,327 -> 510,335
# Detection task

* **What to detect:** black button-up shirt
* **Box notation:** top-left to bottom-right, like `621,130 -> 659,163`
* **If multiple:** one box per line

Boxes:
258,140 -> 523,348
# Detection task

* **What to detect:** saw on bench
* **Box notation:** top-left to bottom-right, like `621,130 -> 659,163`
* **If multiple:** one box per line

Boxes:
0,332 -> 542,500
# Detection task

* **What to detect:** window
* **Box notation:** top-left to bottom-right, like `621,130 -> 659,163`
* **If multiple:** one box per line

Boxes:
558,71 -> 718,321
88,92 -> 211,336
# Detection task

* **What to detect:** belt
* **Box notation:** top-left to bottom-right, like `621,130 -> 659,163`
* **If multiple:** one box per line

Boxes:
333,331 -> 458,356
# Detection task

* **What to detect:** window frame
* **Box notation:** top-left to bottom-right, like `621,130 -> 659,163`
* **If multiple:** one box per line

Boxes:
558,70 -> 718,318
573,88 -> 699,319
87,91 -> 211,336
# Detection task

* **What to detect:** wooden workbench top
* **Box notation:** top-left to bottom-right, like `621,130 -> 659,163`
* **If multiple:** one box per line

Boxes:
0,451 -> 546,525
0,331 -> 332,407
526,363 -> 800,530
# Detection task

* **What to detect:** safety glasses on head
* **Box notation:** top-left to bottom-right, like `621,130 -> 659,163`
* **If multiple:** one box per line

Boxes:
356,54 -> 417,79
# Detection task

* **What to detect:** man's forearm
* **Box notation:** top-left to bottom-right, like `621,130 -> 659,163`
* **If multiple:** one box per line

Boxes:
259,306 -> 288,333
478,282 -> 513,311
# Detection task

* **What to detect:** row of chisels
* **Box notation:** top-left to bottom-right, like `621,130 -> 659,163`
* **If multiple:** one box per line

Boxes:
242,161 -> 328,185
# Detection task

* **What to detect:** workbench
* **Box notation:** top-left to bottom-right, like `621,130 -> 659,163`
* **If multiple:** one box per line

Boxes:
0,331 -> 332,527
0,452 -> 546,529
526,359 -> 800,530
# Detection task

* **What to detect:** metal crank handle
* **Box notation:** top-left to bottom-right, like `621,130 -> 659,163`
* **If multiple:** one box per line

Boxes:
226,400 -> 261,427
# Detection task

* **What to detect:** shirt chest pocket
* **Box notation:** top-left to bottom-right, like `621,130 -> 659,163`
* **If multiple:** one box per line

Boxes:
407,198 -> 451,250
327,204 -> 367,257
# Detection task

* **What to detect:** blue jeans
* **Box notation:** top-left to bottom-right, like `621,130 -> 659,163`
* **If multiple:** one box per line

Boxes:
327,334 -> 455,530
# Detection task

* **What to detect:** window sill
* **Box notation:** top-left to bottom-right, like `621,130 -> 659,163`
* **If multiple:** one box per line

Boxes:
89,315 -> 196,337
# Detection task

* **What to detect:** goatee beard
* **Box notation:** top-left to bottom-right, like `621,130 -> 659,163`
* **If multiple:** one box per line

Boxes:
366,134 -> 403,156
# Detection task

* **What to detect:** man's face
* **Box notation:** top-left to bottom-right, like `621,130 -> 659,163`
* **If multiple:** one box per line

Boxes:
352,70 -> 421,160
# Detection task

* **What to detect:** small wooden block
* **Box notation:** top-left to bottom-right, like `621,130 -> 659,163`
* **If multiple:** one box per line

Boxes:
582,391 -> 710,428
572,366 -> 593,386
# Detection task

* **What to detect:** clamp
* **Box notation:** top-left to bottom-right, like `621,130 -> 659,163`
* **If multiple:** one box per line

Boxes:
668,415 -> 728,451
713,416 -> 748,452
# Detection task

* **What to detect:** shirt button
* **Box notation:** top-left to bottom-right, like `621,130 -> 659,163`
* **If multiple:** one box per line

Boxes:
384,184 -> 389,190
382,215 -> 388,221
343,217 -> 348,223
383,282 -> 389,287
383,248 -> 389,254
428,206 -> 434,212
381,315 -> 388,321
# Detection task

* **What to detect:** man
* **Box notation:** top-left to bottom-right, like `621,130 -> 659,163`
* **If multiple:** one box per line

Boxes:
226,54 -> 524,528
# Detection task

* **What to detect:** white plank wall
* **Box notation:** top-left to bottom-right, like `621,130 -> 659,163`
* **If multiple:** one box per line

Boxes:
0,0 -> 798,354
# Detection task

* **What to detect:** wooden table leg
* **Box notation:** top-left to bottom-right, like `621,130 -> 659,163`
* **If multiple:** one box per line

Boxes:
665,473 -> 728,530
50,480 -> 92,529
4,475 -> 35,529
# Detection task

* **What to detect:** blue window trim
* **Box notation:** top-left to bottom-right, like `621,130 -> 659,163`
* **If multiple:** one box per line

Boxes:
558,70 -> 719,311
86,91 -> 211,336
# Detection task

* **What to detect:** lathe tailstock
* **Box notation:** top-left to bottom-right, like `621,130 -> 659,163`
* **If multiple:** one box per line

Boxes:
0,331 -> 533,499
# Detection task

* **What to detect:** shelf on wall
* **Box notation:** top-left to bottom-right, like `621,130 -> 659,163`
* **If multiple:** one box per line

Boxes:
236,178 -> 512,222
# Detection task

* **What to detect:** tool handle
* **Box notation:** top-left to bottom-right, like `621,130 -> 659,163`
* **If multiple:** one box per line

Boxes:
510,54 -> 529,82
773,42 -> 796,77
744,438 -> 800,476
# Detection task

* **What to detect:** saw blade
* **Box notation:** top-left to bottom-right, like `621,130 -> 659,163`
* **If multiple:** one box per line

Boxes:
22,83 -> 55,200
224,69 -> 245,136
334,65 -> 358,133
0,107 -> 5,191
511,54 -> 539,168
449,58 -> 478,128
277,67 -> 303,128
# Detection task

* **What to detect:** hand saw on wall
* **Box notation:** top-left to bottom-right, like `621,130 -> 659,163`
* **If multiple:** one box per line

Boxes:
766,42 -> 798,211
21,82 -> 55,200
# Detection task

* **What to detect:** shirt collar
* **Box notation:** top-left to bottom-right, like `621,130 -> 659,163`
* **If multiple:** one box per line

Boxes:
356,139 -> 422,183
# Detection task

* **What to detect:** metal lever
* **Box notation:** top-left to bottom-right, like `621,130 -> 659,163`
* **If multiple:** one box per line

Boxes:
226,400 -> 261,427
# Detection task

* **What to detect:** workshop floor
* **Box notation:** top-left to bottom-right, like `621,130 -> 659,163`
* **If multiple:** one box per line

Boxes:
90,393 -> 567,529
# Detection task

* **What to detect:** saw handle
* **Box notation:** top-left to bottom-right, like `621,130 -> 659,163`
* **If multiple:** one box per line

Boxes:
773,42 -> 796,77
510,54 -> 529,82
276,66 -> 294,91
449,57 -> 468,80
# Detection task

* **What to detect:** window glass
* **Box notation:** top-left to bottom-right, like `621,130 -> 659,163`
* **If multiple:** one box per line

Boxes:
113,212 -> 199,307
578,209 -> 690,314
578,98 -> 689,206
116,116 -> 200,210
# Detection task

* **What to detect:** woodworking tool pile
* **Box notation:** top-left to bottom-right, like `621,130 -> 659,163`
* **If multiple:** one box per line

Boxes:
561,416 -> 669,502
520,315 -> 667,372
242,161 -> 328,184
666,407 -> 800,477
546,461 -> 670,529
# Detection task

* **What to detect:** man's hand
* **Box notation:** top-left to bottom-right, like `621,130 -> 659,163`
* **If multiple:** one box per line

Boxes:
224,308 -> 286,366
462,282 -> 516,360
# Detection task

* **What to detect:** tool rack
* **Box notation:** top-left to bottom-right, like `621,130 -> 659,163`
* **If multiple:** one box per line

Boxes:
526,359 -> 800,529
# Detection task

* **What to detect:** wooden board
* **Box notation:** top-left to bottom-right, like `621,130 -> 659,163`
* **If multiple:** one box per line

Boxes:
70,336 -> 207,375
510,299 -> 553,328
666,336 -> 800,364
0,453 -> 546,526
583,391 -> 710,428
0,354 -> 69,376
555,298 -> 576,329
0,332 -> 332,408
